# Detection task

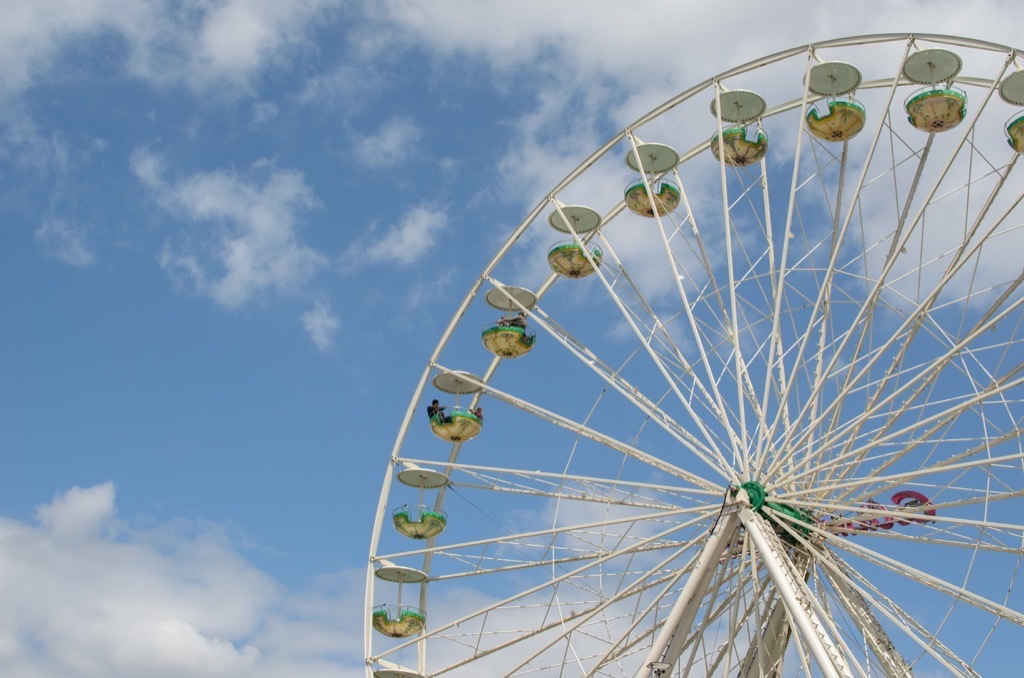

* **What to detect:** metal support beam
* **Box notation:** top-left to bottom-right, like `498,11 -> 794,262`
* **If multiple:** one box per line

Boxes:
638,494 -> 745,677
739,509 -> 853,678
818,549 -> 912,677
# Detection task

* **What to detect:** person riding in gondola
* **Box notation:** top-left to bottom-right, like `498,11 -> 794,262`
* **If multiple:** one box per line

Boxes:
426,399 -> 451,423
498,311 -> 527,329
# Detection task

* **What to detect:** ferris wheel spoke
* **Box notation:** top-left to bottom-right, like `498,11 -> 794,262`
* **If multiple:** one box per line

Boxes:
588,225 -> 746,476
708,129 -> 786,477
802,413 -> 1019,516
667,175 -> 772,479
767,517 -> 986,676
754,238 -> 835,480
749,133 -> 843,481
690,549 -> 781,677
429,580 -> 672,677
397,457 -> 723,508
779,282 -> 989,490
722,224 -> 785,480
777,364 -> 1024,493
785,495 -> 1024,555
823,524 -> 1024,556
446,476 -> 711,509
785,199 -> 1024,491
497,299 -> 735,476
811,274 -> 1019,491
507,570 -> 703,675
811,546 -> 981,676
795,483 -> 1024,522
432,363 -> 726,492
443,522 -> 721,676
606,171 -> 779,476
498,573 -> 681,676
845,60 -> 1010,359
758,60 -> 912,482
551,199 -> 744,465
817,527 -> 1024,628
714,156 -> 774,476
771,125 -> 1018,486
784,144 -> 872,489
818,372 -> 1022,504
381,507 -> 715,579
376,514 -> 716,666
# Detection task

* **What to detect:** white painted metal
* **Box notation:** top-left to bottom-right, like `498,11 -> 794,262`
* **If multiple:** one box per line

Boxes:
548,204 -> 603,234
484,285 -> 538,311
903,48 -> 963,84
739,509 -> 852,678
815,549 -> 912,677
807,61 -> 863,97
638,504 -> 743,676
736,590 -> 790,678
625,142 -> 680,173
367,34 -> 1024,677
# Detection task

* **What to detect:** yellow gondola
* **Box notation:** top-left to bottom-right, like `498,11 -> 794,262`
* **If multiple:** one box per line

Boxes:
548,241 -> 602,279
392,505 -> 447,539
429,407 -> 482,442
482,323 -> 535,358
805,99 -> 866,141
905,87 -> 967,132
710,126 -> 768,167
1006,112 -> 1024,154
624,179 -> 680,217
372,605 -> 425,638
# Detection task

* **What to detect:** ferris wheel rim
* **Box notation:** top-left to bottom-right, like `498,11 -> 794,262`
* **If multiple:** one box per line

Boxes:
367,32 -> 1024,677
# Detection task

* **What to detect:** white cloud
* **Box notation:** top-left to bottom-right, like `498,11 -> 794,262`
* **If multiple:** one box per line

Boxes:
366,1 -> 1024,212
132,150 -> 326,308
252,101 -> 280,127
402,269 -> 455,310
0,0 -> 342,97
375,1 -> 1022,85
0,483 -> 363,678
344,204 -> 448,268
296,63 -> 367,112
130,146 -> 166,187
35,219 -> 96,267
354,116 -> 422,169
34,481 -> 116,540
302,299 -> 340,350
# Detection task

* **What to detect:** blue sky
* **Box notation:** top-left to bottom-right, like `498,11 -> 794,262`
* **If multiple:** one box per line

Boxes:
2,2 -> 1023,676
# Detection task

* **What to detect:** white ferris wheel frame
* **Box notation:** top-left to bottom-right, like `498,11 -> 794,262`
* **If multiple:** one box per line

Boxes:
366,33 -> 1024,677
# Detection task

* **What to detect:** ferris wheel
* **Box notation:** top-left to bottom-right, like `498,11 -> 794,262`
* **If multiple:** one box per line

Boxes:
365,34 -> 1024,677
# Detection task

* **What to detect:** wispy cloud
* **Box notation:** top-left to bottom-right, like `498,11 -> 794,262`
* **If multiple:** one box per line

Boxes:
251,101 -> 280,127
0,0 -> 343,98
353,116 -> 422,169
132,149 -> 326,308
343,204 -> 447,268
301,299 -> 340,351
0,482 -> 362,677
368,1 -> 1024,211
35,219 -> 96,267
